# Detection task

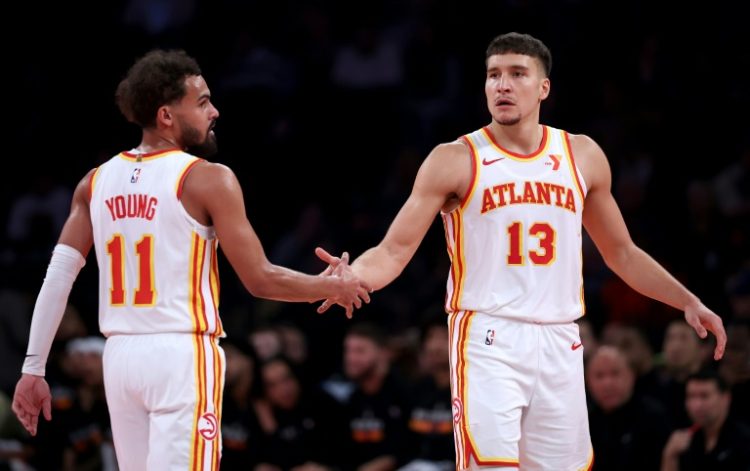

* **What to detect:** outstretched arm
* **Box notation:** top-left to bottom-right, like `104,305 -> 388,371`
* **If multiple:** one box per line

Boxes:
345,142 -> 471,290
183,162 -> 367,312
574,134 -> 726,359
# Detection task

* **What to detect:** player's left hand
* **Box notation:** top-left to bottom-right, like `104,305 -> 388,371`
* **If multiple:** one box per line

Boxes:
684,300 -> 726,360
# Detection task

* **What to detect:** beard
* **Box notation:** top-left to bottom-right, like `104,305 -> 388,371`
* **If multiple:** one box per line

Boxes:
182,120 -> 218,158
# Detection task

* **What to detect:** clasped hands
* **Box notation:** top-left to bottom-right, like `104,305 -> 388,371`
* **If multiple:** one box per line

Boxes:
314,247 -> 371,318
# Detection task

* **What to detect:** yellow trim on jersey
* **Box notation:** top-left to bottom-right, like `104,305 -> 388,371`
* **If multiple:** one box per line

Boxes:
189,233 -> 209,333
89,166 -> 102,201
117,149 -> 183,162
460,135 -> 481,211
190,334 -> 207,470
449,212 -> 469,311
209,338 -> 223,470
175,157 -> 202,197
561,131 -> 586,205
481,125 -> 551,162
209,241 -> 223,336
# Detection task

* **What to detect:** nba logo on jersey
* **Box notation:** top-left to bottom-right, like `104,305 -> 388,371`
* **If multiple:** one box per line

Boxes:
485,329 -> 495,345
130,168 -> 141,183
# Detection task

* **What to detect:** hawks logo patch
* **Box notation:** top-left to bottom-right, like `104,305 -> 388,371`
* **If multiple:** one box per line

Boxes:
198,412 -> 218,440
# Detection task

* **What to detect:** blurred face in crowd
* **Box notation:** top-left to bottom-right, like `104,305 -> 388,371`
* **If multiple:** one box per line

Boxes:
586,346 -> 635,413
224,344 -> 253,388
344,334 -> 383,382
421,325 -> 449,377
663,321 -> 702,371
262,359 -> 300,410
612,326 -> 653,374
685,379 -> 729,428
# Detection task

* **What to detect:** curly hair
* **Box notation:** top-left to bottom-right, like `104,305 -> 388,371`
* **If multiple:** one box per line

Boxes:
115,49 -> 202,128
486,32 -> 552,77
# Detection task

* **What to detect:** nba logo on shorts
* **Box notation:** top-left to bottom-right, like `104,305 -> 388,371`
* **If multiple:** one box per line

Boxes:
485,329 -> 495,345
197,412 -> 218,440
131,168 -> 141,183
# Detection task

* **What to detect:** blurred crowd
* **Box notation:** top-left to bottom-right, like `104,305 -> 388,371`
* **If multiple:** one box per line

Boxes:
1,0 -> 748,470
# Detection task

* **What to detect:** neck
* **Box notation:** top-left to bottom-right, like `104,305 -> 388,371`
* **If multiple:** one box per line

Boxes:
487,118 -> 543,155
136,129 -> 182,153
230,377 -> 251,407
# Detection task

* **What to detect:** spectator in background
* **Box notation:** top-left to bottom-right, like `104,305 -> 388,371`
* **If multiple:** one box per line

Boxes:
602,323 -> 662,401
400,318 -> 454,471
221,338 -> 264,471
718,322 -> 750,426
661,370 -> 750,471
339,323 -> 410,471
254,356 -> 346,471
659,320 -> 706,426
587,346 -> 671,470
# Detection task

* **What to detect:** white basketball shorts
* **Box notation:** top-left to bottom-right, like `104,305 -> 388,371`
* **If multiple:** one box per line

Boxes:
103,333 -> 225,471
448,311 -> 593,470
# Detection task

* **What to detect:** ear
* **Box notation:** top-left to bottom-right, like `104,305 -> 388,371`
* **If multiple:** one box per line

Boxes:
540,78 -> 551,101
156,106 -> 173,127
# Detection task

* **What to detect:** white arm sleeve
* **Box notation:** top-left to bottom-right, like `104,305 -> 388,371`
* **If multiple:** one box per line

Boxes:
21,244 -> 86,377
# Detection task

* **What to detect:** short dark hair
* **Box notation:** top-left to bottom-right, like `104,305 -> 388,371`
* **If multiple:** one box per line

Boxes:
686,369 -> 730,393
115,49 -> 202,128
486,32 -> 552,77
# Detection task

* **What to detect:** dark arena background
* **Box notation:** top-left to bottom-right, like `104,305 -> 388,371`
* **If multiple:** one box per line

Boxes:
2,1 -> 748,470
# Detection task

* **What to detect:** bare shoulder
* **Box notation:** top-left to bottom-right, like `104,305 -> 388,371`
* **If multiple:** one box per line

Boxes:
180,161 -> 244,225
567,133 -> 610,190
75,167 -> 99,203
416,140 -> 472,205
427,140 -> 471,164
183,160 -> 241,195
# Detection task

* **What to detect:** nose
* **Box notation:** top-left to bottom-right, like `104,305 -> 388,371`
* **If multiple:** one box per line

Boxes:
210,103 -> 220,120
497,74 -> 512,92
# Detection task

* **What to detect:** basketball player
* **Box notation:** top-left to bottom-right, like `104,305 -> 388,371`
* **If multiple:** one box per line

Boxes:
318,33 -> 726,470
12,49 -> 368,470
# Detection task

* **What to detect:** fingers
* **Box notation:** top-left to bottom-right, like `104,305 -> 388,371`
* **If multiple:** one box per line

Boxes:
12,395 -> 37,435
314,247 -> 340,266
711,318 -> 727,360
357,286 -> 371,304
340,252 -> 350,265
42,396 -> 52,421
687,315 -> 708,339
317,299 -> 333,314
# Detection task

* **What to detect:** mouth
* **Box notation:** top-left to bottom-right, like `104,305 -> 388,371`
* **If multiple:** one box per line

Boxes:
495,98 -> 515,107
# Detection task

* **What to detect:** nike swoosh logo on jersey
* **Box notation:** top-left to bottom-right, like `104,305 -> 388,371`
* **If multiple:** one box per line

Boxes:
482,157 -> 505,165
571,342 -> 583,351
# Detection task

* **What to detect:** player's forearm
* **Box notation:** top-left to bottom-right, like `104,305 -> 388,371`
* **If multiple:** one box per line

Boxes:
351,246 -> 407,291
606,245 -> 699,311
23,245 -> 86,376
246,264 -> 344,303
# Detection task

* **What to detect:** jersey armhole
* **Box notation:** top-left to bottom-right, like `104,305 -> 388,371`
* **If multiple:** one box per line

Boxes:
176,158 -> 205,200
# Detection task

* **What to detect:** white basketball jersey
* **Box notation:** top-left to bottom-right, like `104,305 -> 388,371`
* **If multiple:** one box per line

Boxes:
442,126 -> 587,323
90,149 -> 224,336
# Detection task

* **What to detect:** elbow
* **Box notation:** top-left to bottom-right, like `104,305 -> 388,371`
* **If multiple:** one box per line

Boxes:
242,264 -> 275,299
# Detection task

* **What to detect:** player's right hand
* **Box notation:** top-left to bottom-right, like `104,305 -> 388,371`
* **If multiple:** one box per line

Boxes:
315,247 -> 371,318
12,373 -> 52,436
